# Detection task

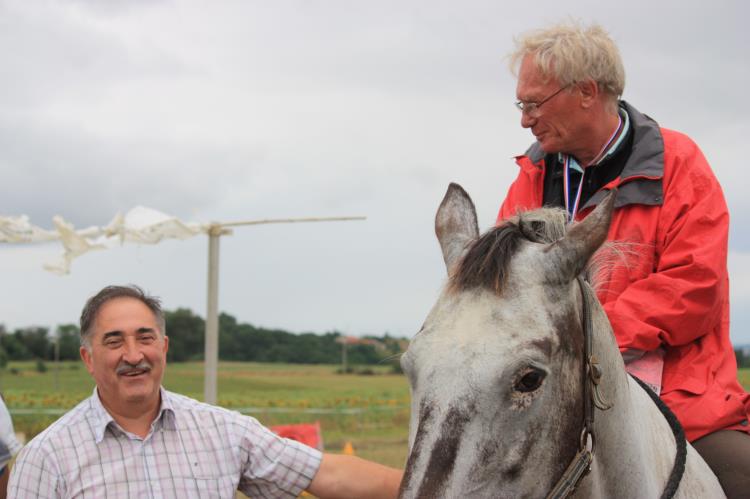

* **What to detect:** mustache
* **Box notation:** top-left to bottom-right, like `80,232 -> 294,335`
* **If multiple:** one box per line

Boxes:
116,360 -> 152,375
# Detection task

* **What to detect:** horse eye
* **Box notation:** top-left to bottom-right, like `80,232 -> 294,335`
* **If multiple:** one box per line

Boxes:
514,369 -> 546,393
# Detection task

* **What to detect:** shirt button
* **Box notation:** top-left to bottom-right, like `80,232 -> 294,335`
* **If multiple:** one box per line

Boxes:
741,419 -> 749,427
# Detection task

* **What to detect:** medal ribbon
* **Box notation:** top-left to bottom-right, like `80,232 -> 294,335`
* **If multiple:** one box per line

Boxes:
563,115 -> 623,223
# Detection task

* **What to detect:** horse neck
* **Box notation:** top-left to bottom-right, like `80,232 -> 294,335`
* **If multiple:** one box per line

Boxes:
578,303 -> 678,497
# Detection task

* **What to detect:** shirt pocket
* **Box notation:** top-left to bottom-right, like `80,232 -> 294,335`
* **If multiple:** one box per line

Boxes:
166,475 -> 236,499
195,476 -> 236,498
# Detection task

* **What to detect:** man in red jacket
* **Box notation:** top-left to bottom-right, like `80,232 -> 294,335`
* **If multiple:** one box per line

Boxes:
497,21 -> 750,497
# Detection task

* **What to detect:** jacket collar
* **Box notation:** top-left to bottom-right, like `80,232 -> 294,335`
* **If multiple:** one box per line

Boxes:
524,141 -> 546,164
617,100 -> 664,181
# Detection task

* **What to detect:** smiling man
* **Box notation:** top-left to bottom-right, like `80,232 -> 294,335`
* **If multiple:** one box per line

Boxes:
497,22 -> 750,497
9,285 -> 402,498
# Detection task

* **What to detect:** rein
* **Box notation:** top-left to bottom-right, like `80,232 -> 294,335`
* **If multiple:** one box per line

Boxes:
630,375 -> 687,499
546,277 -> 686,499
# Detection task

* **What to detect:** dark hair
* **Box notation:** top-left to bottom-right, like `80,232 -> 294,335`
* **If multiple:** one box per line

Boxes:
450,208 -> 568,294
79,285 -> 165,348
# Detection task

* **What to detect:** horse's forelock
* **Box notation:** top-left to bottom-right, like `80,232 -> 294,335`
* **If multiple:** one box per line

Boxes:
448,222 -> 522,294
449,207 -> 628,295
449,207 -> 569,294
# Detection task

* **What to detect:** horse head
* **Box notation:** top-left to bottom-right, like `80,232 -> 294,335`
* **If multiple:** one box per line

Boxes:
399,183 -> 615,498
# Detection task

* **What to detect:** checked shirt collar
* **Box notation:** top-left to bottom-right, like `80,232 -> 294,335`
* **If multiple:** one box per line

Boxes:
89,386 -> 177,443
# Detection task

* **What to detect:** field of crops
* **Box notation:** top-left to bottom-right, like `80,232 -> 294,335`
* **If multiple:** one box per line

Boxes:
3,361 -> 750,472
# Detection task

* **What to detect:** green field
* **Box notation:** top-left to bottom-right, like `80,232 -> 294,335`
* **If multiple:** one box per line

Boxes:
1,360 -> 412,468
3,361 -> 750,472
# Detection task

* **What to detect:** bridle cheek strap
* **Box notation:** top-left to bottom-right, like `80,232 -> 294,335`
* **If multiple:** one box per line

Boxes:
547,278 -> 683,499
546,277 -> 610,499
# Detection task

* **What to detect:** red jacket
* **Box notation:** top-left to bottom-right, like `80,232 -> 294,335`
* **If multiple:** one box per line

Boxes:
498,102 -> 749,441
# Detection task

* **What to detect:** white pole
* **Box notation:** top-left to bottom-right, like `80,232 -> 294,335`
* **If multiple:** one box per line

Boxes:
204,224 -> 224,405
54,331 -> 60,392
202,216 -> 363,405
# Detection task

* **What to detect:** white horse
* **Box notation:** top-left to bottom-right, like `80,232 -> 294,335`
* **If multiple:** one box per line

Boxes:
398,184 -> 724,498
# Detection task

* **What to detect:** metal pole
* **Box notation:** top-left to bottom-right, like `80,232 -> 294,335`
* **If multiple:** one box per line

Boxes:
204,225 -> 222,405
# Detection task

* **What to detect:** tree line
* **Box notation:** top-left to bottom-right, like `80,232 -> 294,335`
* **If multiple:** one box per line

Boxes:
3,313 -> 747,370
0,308 -> 407,368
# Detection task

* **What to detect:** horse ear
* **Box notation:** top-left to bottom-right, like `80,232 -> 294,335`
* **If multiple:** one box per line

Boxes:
435,183 -> 479,274
543,189 -> 617,283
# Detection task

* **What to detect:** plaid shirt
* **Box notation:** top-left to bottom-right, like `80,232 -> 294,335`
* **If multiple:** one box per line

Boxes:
9,388 -> 321,498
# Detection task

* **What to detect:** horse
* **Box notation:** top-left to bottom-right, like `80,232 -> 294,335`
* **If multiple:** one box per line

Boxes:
397,184 -> 724,498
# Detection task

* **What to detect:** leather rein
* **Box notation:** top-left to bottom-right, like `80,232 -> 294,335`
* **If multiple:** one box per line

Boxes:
545,277 -> 686,499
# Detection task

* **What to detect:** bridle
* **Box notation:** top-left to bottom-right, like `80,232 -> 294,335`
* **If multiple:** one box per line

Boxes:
546,277 -> 686,499
546,277 -> 612,499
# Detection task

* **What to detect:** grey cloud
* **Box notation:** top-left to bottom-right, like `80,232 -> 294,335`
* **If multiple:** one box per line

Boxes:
0,118 -> 259,227
0,1 -> 195,111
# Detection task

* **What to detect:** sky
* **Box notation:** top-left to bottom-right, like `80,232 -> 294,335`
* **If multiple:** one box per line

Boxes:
1,0 -> 749,346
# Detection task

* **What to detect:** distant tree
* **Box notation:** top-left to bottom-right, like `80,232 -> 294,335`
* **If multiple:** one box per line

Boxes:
165,308 -> 205,362
218,312 -> 241,361
239,326 -> 274,362
0,328 -> 47,360
736,349 -> 750,369
225,323 -> 270,362
0,326 -> 11,365
0,330 -> 31,360
347,344 -> 381,365
56,324 -> 82,360
289,333 -> 335,364
17,327 -> 51,359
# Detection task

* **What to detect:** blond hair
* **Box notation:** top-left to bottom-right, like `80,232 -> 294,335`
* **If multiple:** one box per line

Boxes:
509,21 -> 625,99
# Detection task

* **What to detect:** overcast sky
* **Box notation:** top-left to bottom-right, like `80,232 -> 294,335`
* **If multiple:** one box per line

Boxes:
1,0 -> 749,346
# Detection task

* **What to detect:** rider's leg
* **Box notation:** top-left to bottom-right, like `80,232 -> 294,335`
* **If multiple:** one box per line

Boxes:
692,429 -> 750,499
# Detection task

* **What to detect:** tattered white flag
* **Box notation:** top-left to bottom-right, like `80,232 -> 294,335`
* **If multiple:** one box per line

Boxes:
0,207 -> 209,274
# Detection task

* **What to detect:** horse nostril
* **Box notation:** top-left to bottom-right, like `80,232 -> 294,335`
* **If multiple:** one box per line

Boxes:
514,369 -> 546,393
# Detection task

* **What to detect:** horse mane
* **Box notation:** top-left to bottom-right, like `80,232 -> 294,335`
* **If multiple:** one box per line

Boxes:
449,207 -> 626,294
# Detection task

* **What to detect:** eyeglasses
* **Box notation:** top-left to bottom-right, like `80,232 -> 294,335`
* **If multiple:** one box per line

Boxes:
515,84 -> 571,117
